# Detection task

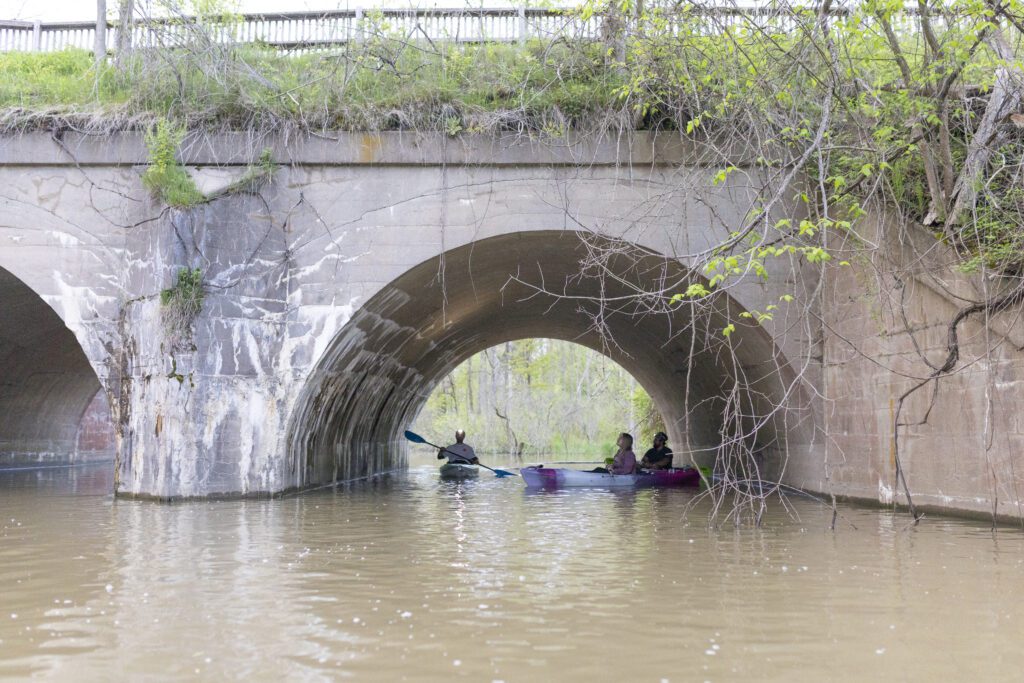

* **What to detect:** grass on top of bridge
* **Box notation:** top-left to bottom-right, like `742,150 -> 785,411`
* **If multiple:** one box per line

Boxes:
0,40 -> 623,135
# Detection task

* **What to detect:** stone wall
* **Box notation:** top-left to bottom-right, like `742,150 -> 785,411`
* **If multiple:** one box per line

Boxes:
788,213 -> 1024,522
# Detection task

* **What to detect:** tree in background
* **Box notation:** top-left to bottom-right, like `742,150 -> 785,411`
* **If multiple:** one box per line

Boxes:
412,339 -> 665,460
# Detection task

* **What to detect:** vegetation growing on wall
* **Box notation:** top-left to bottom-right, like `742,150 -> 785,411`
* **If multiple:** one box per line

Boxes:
141,119 -> 204,207
224,148 -> 277,194
141,118 -> 276,206
160,267 -> 204,348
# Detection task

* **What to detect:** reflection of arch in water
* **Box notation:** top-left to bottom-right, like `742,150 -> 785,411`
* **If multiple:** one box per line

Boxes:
0,266 -> 114,465
287,231 -> 814,489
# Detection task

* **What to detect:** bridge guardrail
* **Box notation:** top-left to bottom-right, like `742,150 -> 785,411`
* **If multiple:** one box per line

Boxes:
0,5 -> 927,54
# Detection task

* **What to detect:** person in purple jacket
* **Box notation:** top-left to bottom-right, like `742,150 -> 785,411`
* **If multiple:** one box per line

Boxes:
591,433 -> 637,474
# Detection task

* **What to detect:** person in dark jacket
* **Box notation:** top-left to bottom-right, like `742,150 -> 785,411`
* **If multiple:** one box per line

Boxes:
437,429 -> 479,464
639,432 -> 673,470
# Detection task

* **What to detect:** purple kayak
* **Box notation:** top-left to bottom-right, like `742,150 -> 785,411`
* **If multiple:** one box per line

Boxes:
521,466 -> 701,489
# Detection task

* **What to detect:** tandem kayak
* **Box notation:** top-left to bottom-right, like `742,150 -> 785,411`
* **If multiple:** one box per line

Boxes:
439,462 -> 480,479
521,466 -> 700,489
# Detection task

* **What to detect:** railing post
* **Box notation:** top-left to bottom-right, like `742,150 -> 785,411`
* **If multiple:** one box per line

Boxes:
518,6 -> 527,45
31,20 -> 41,51
354,7 -> 364,42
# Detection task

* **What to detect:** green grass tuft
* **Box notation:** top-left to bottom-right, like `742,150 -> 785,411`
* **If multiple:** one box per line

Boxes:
141,119 -> 206,207
161,267 -> 205,347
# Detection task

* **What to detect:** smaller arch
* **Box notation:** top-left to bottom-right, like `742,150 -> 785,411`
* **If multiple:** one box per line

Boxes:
0,267 -> 114,466
286,231 -> 812,488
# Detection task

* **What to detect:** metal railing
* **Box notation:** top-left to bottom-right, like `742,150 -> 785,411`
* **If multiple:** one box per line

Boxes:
1,9 -> 582,53
0,5 -> 899,54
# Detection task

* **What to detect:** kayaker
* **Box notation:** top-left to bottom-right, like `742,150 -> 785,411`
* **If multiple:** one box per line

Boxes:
639,432 -> 673,470
437,429 -> 479,465
590,433 -> 637,474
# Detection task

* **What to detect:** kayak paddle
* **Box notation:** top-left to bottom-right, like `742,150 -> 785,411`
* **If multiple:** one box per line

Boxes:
403,430 -> 518,477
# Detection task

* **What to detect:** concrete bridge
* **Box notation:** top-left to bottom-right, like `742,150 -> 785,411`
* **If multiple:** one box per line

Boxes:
1,131 -> 1021,520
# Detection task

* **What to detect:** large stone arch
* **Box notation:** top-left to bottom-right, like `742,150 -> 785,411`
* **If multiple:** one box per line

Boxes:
286,230 -> 815,489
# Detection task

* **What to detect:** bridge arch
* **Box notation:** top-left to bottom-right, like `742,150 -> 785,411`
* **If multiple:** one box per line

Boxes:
286,230 -> 812,487
0,266 -> 115,465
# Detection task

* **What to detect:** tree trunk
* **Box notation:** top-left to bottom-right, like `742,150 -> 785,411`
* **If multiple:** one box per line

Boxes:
94,0 -> 107,65
115,0 -> 133,66
946,29 -> 1022,230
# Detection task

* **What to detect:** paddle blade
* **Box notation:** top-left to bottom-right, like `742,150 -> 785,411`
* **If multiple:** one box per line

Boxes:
403,430 -> 427,444
493,469 -> 518,478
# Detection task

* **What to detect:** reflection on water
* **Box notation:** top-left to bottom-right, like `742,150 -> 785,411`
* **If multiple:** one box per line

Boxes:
1,461 -> 1022,681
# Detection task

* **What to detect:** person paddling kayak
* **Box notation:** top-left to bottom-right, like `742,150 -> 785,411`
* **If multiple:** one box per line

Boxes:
590,433 -> 637,474
437,429 -> 479,465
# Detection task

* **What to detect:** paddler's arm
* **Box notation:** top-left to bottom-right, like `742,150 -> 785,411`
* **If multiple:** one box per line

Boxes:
659,448 -> 676,469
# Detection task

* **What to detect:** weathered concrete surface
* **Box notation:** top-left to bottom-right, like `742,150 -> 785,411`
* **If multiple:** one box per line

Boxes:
74,389 -> 115,461
7,129 -> 1022,520
781,212 -> 1024,521
0,131 -> 819,498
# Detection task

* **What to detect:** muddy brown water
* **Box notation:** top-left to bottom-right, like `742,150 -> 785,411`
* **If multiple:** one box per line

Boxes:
1,460 -> 1022,681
